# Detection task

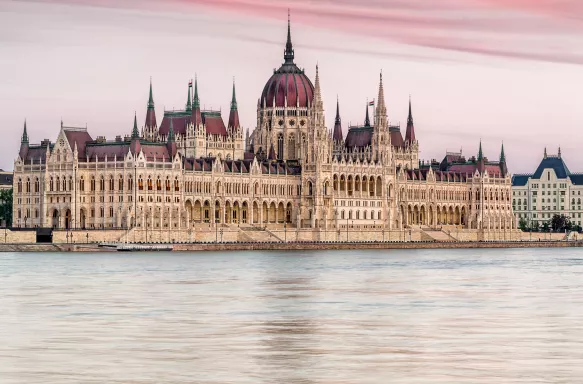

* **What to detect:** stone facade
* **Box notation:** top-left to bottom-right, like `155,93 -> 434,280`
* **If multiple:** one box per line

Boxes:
11,16 -> 515,238
512,148 -> 583,228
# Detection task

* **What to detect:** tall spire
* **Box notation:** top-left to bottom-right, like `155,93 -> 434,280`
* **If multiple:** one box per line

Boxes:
558,146 -> 562,158
376,71 -> 386,115
132,112 -> 140,139
21,119 -> 29,144
228,79 -> 240,129
148,77 -> 154,109
284,9 -> 295,64
230,79 -> 237,111
145,78 -> 157,128
192,75 -> 202,126
477,140 -> 483,161
405,95 -> 416,144
544,147 -> 547,159
193,75 -> 200,109
364,101 -> 371,127
186,80 -> 192,112
313,64 -> 322,107
499,142 -> 508,176
333,96 -> 343,142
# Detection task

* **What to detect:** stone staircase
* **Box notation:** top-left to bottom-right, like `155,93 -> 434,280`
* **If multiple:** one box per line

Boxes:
421,228 -> 457,242
239,226 -> 280,243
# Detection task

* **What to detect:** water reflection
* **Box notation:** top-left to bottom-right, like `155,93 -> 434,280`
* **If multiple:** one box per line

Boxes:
0,249 -> 583,383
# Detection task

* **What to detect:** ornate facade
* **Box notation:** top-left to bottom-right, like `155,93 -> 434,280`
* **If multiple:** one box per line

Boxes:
12,16 -> 515,237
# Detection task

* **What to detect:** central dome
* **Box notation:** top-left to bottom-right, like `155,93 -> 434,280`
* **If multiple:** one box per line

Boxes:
259,15 -> 314,109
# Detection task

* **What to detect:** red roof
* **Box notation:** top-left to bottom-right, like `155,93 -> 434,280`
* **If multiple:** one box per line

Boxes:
204,114 -> 227,136
64,129 -> 93,159
390,129 -> 404,148
86,144 -> 129,161
260,66 -> 314,108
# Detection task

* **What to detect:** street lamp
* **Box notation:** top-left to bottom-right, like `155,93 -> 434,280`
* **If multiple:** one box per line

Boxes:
284,221 -> 287,243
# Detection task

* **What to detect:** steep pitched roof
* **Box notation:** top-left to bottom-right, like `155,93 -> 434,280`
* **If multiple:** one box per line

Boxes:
64,128 -> 93,159
532,156 -> 570,179
345,126 -> 373,149
512,174 -> 531,186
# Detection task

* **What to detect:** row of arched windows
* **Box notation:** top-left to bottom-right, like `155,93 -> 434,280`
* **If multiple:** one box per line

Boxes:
338,210 -> 382,220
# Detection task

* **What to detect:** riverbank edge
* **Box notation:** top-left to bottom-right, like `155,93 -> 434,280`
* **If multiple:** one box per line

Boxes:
0,240 -> 582,252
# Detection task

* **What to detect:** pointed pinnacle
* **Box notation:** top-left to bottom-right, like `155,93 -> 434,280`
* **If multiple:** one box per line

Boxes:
231,79 -> 237,110
132,111 -> 140,138
148,77 -> 154,109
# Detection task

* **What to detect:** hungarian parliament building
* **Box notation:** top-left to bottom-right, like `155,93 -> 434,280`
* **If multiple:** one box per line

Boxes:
11,17 -> 515,237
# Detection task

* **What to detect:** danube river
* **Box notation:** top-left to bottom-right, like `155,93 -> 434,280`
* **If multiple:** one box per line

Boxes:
1,248 -> 583,383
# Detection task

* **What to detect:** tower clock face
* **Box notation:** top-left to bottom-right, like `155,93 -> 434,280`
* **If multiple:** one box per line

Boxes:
278,119 -> 284,126
289,120 -> 295,126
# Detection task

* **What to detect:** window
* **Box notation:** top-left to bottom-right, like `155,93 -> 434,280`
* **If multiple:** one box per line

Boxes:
119,176 -> 124,191
91,177 -> 95,191
100,176 -> 105,191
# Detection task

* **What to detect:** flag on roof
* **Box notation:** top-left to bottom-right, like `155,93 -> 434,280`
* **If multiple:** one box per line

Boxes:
369,99 -> 375,106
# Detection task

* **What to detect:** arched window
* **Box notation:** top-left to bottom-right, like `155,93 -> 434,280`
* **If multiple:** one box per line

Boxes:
288,134 -> 295,160
90,177 -> 95,191
128,175 -> 133,190
341,210 -> 345,219
62,177 -> 66,191
68,177 -> 73,191
156,177 -> 161,191
118,176 -> 123,191
147,177 -> 152,191
308,181 -> 313,196
17,178 -> 22,193
100,207 -> 104,217
109,176 -> 114,191
100,176 -> 105,191
174,178 -> 179,192
34,178 -> 39,193
277,133 -> 284,160
166,178 -> 170,191
25,178 -> 30,193
35,209 -> 39,218
138,177 -> 143,191
56,176 -> 60,192
109,207 -> 114,217
378,211 -> 382,220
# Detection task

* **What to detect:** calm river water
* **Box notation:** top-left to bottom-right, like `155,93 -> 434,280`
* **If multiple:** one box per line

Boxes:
1,248 -> 583,383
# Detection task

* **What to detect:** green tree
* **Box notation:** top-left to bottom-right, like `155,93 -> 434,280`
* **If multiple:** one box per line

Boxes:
0,188 -> 13,227
531,221 -> 540,232
541,221 -> 550,232
518,217 -> 528,231
551,214 -> 571,232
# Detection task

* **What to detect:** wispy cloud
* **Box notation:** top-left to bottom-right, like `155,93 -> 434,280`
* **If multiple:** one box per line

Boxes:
22,0 -> 583,64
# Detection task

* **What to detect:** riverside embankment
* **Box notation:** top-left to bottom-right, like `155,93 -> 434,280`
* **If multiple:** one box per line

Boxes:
1,240 -> 582,252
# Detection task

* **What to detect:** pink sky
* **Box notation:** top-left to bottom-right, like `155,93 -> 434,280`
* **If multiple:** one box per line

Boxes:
1,0 -> 582,173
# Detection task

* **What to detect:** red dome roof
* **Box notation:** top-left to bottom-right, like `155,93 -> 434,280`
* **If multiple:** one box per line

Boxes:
260,14 -> 314,108
260,65 -> 314,108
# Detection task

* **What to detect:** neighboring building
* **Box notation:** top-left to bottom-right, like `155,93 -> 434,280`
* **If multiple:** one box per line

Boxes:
512,148 -> 583,228
0,170 -> 12,191
11,15 -> 514,234
0,169 -> 13,227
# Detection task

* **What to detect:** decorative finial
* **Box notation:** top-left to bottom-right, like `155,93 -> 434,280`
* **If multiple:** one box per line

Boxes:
284,9 -> 294,64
